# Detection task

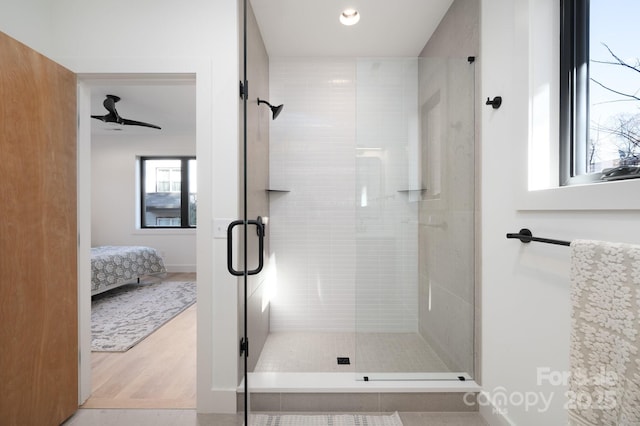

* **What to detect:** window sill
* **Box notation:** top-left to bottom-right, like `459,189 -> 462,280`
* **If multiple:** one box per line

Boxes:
132,228 -> 197,236
517,177 -> 640,211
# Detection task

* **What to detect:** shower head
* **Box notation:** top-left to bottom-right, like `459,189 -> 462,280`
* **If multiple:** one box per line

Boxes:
257,98 -> 283,120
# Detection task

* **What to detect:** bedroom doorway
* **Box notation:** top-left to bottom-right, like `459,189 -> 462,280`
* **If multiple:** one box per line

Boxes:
78,74 -> 198,408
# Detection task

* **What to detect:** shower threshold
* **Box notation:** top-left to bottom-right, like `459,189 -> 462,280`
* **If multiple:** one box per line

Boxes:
237,373 -> 480,412
240,372 -> 479,393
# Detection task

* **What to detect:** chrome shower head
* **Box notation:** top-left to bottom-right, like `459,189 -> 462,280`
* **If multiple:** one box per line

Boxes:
257,98 -> 284,120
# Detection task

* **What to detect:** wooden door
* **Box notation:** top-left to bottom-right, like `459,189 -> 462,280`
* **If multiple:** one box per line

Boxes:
0,31 -> 78,425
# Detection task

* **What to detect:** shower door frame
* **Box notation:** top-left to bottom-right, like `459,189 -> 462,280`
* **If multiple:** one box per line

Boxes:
232,0 -> 263,422
240,0 -> 250,421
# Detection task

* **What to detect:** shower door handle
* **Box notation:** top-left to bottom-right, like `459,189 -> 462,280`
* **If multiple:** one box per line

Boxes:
247,217 -> 265,276
227,217 -> 265,276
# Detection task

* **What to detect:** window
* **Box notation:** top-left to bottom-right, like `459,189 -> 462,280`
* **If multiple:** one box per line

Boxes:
156,167 -> 181,192
140,157 -> 197,228
560,0 -> 640,185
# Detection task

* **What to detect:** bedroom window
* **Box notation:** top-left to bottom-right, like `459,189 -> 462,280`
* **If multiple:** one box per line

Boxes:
140,157 -> 197,228
560,0 -> 640,185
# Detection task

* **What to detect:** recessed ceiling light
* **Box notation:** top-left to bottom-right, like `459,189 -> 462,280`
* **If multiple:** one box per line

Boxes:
340,9 -> 360,26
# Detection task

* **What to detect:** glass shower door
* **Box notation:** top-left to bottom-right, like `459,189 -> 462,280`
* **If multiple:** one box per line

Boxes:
233,0 -> 260,423
354,56 -> 476,381
233,0 -> 272,422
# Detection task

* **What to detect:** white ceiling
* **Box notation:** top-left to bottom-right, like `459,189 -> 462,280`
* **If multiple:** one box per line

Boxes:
249,0 -> 454,57
89,77 -> 196,136
89,1 -> 454,135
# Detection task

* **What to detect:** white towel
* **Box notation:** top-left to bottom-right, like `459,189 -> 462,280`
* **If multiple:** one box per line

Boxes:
569,239 -> 640,425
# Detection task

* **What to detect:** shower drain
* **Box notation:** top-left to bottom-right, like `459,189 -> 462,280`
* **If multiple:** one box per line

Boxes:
337,357 -> 351,365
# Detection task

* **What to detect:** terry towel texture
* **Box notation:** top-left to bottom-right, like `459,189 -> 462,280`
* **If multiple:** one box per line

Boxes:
569,239 -> 640,425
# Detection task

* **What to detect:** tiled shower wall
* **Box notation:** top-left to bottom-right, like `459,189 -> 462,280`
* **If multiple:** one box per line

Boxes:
417,57 -> 475,374
417,0 -> 479,375
268,58 -> 419,332
355,59 -> 419,333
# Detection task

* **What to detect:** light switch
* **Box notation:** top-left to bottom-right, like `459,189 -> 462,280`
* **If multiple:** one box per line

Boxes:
213,218 -> 234,239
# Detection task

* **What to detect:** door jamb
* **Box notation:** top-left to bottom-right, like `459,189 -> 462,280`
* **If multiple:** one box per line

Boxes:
75,65 -> 215,407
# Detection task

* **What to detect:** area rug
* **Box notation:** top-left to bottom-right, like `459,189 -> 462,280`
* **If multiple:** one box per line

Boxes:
249,412 -> 403,426
91,280 -> 196,352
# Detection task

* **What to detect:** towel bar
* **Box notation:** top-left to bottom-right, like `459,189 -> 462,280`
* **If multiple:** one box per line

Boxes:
506,228 -> 571,246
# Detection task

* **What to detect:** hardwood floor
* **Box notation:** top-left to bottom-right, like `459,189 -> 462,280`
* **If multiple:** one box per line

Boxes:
82,273 -> 197,409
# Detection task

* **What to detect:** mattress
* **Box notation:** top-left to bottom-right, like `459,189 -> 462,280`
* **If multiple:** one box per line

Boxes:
91,245 -> 167,295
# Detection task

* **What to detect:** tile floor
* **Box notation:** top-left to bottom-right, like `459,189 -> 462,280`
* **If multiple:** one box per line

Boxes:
64,409 -> 490,426
254,332 -> 449,373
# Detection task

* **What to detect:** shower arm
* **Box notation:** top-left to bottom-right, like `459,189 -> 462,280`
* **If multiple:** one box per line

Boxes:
257,98 -> 273,108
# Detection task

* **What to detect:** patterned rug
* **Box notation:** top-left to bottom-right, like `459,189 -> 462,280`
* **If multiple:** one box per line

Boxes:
249,412 -> 403,426
91,280 -> 196,352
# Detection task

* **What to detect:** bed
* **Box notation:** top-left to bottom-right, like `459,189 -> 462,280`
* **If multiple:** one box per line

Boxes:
91,246 -> 167,295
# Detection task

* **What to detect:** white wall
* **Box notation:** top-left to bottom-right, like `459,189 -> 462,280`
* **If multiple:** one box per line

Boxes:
91,132 -> 196,272
268,57 -> 420,333
0,0 -> 241,413
0,0 -> 52,56
50,0 -> 216,60
481,0 -> 640,425
11,0 -> 640,422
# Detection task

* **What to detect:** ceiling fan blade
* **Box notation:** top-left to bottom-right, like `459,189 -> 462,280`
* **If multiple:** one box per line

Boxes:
121,118 -> 162,129
91,112 -> 118,123
92,95 -> 160,129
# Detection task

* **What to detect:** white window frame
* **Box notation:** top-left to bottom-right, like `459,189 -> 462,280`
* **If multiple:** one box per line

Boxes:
515,0 -> 640,211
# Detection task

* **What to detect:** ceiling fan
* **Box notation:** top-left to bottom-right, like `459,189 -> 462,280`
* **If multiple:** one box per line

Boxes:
91,94 -> 161,130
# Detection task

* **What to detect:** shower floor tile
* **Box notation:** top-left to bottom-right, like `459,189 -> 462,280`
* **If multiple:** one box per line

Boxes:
254,332 -> 450,373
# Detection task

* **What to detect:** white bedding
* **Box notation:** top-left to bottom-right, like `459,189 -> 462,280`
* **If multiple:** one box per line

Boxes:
91,246 -> 167,295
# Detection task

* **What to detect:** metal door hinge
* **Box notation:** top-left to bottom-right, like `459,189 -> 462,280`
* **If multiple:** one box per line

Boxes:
240,337 -> 249,357
239,80 -> 248,100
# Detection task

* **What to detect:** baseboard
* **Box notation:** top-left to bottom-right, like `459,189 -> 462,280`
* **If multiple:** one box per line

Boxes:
165,264 -> 197,273
197,389 -> 238,414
